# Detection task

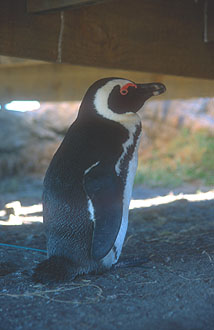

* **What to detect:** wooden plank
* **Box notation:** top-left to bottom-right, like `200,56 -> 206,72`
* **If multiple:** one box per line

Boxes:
0,55 -> 44,66
206,0 -> 214,42
0,0 -> 214,79
0,63 -> 214,103
27,0 -> 109,13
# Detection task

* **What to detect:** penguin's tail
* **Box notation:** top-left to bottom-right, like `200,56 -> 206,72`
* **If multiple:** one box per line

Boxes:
32,256 -> 76,284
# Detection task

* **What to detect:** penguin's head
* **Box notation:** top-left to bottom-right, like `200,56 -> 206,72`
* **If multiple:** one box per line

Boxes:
79,77 -> 166,122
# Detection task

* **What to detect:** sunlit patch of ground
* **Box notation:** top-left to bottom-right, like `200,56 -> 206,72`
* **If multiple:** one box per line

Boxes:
0,201 -> 43,225
130,190 -> 214,209
0,189 -> 213,225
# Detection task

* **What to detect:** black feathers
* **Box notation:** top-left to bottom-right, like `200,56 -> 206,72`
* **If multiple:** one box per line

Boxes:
31,77 -> 164,283
84,162 -> 123,260
32,256 -> 76,283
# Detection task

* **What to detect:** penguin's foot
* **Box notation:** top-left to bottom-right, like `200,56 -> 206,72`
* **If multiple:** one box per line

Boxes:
113,256 -> 150,269
32,256 -> 77,284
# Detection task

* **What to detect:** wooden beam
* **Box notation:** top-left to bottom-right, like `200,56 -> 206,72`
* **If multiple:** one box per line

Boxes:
0,63 -> 214,103
205,0 -> 214,42
0,55 -> 44,66
27,0 -> 109,13
0,0 -> 214,79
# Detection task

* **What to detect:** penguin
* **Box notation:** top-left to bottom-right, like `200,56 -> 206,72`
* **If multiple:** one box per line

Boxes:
32,77 -> 166,283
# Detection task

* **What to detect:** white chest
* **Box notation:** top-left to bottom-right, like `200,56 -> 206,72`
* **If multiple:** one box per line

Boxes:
102,126 -> 142,268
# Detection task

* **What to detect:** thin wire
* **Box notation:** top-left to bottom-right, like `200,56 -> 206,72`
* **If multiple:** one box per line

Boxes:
204,0 -> 208,43
57,11 -> 65,63
0,243 -> 47,254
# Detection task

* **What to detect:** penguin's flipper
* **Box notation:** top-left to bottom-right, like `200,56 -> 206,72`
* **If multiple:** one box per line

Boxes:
84,164 -> 123,261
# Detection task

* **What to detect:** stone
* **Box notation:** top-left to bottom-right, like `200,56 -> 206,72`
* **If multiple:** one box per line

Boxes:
0,98 -> 213,177
0,102 -> 79,177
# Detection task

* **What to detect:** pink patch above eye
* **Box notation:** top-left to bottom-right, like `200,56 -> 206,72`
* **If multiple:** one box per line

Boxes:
120,82 -> 137,95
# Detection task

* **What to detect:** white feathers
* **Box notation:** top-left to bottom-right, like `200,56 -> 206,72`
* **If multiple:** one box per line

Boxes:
102,128 -> 142,268
93,79 -> 142,267
93,78 -> 141,175
84,161 -> 100,222
115,122 -> 139,175
87,198 -> 95,222
94,79 -> 140,126
84,161 -> 100,175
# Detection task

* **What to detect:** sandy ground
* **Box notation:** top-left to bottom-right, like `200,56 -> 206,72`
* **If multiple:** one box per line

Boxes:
0,177 -> 214,330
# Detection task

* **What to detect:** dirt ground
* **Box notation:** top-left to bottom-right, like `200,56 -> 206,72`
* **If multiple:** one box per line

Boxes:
0,177 -> 214,330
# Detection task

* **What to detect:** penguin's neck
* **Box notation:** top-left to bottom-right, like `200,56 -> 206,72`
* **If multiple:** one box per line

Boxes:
94,103 -> 141,131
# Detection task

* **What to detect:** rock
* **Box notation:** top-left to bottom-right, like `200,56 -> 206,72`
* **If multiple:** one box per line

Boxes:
0,102 -> 79,177
28,102 -> 80,135
0,98 -> 213,177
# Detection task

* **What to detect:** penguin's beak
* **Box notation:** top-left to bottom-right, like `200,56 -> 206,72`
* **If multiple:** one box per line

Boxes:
136,82 -> 166,99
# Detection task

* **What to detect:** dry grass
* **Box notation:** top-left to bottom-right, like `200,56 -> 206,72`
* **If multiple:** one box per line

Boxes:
136,129 -> 214,187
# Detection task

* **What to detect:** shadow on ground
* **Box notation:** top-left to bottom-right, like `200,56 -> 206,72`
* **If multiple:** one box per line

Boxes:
0,180 -> 214,330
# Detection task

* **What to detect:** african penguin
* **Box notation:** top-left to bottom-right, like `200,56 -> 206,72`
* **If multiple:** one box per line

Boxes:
33,77 -> 166,283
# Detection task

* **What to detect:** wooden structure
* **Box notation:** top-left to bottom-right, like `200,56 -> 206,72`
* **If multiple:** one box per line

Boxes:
1,61 -> 214,103
0,0 -> 213,102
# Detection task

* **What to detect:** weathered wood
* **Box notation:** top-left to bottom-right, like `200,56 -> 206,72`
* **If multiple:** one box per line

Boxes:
0,55 -> 44,66
0,0 -> 214,79
27,0 -> 109,13
206,0 -> 214,42
0,63 -> 214,103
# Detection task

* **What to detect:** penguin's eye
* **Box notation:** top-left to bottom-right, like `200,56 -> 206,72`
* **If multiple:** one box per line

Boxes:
120,82 -> 137,96
120,89 -> 128,96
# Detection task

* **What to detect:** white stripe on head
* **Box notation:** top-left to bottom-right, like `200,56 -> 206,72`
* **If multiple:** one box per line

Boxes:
93,79 -> 142,176
93,79 -> 141,128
